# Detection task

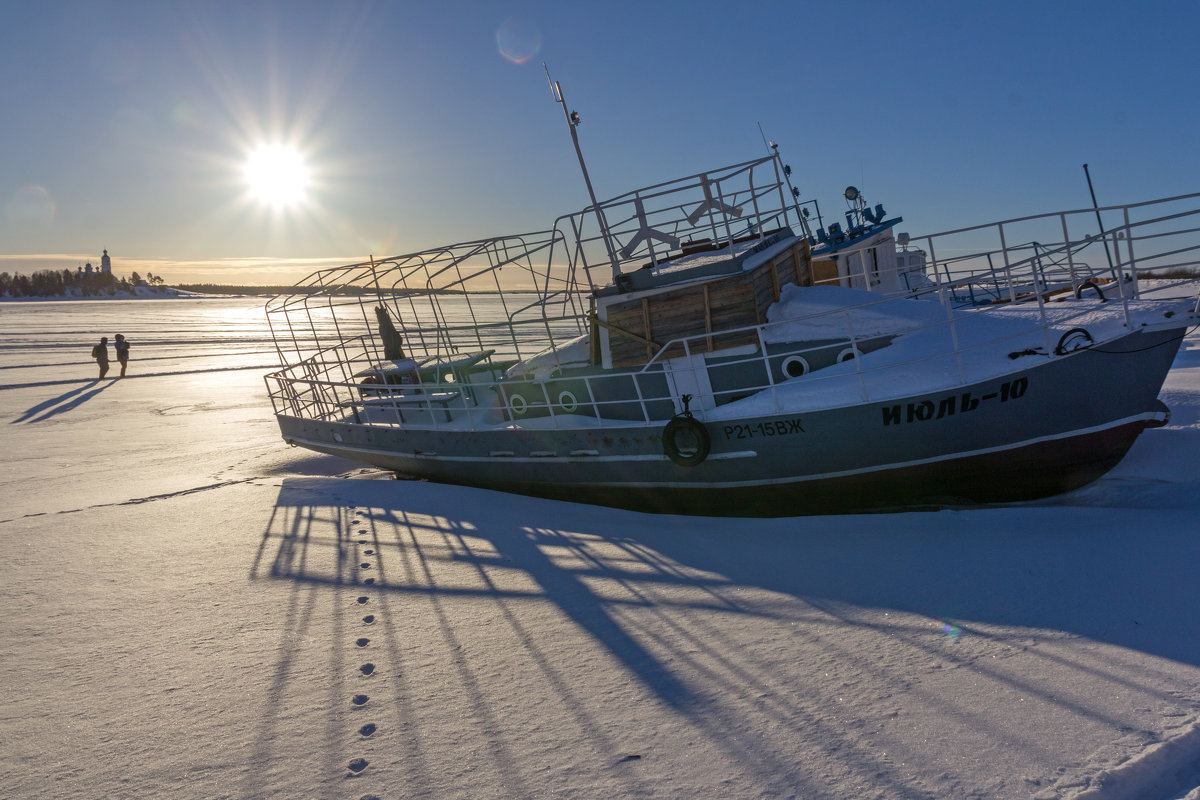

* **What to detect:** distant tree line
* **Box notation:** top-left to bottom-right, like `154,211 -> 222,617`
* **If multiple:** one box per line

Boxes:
0,268 -> 166,298
175,284 -> 418,296
175,283 -> 312,295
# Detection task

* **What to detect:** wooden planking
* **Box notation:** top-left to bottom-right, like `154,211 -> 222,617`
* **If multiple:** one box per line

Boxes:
812,258 -> 839,286
608,284 -> 756,366
604,239 -> 816,367
703,285 -> 714,350
791,239 -> 812,287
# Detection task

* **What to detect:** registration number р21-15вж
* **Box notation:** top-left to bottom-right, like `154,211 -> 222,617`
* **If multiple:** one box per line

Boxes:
722,419 -> 805,440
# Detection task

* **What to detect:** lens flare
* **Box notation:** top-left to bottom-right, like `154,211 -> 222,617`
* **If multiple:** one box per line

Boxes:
6,185 -> 56,228
496,18 -> 542,64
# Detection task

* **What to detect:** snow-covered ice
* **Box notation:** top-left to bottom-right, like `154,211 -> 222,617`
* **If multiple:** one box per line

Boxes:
3,298 -> 1200,799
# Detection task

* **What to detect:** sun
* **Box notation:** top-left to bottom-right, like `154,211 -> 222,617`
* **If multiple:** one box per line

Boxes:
244,144 -> 310,208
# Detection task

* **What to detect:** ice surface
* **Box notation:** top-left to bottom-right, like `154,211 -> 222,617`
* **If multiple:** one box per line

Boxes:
3,298 -> 1200,799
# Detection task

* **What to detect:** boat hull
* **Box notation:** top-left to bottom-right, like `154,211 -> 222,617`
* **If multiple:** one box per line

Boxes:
274,327 -> 1185,516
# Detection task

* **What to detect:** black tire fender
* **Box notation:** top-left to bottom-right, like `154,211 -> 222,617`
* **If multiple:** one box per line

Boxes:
662,415 -> 711,467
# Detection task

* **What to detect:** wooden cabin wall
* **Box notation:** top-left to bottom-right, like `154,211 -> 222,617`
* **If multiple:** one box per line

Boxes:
604,238 -> 814,368
811,258 -> 839,286
606,280 -> 759,367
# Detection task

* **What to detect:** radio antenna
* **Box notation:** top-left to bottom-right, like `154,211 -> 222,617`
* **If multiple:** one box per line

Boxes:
1083,163 -> 1116,275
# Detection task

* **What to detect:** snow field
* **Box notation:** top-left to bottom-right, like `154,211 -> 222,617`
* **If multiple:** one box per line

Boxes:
2,298 -> 1200,798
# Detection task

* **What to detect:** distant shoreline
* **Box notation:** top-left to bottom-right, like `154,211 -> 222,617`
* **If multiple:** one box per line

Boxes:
0,288 -> 204,302
175,284 -> 306,296
0,286 -> 283,301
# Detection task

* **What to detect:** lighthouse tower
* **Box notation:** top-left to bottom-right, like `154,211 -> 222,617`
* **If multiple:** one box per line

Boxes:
101,249 -> 112,274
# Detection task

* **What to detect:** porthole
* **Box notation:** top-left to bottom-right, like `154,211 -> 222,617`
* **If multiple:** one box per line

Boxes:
837,347 -> 860,363
557,390 -> 579,413
508,393 -> 529,417
780,355 -> 811,379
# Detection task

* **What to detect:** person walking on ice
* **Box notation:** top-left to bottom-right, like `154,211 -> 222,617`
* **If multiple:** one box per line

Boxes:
114,333 -> 130,377
91,336 -> 110,379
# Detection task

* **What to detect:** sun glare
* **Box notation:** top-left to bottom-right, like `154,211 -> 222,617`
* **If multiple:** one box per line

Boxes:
244,145 -> 310,208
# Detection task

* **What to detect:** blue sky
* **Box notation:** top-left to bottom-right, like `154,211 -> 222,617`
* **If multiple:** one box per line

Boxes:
2,0 -> 1197,283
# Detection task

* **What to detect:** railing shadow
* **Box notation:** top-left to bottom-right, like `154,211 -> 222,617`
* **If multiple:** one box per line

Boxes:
253,476 -> 1200,706
247,474 -> 1200,796
251,478 -> 905,795
252,478 -> 701,709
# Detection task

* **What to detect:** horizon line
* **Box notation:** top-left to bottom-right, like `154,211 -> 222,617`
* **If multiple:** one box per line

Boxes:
0,253 -> 363,283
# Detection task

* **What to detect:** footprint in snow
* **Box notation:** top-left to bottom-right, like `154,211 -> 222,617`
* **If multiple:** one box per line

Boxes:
357,597 -> 369,604
363,578 -> 375,585
359,723 -> 377,736
363,549 -> 374,555
362,615 -> 375,624
356,637 -> 370,647
348,757 -> 368,773
360,663 -> 375,675
352,694 -> 369,706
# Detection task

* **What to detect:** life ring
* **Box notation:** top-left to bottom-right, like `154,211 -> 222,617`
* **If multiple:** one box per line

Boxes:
662,415 -> 710,467
508,392 -> 529,417
836,347 -> 860,363
557,390 -> 579,413
1055,327 -> 1094,356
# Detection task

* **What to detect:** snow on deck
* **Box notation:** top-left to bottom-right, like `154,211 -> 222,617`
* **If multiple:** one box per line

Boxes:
703,285 -> 1199,419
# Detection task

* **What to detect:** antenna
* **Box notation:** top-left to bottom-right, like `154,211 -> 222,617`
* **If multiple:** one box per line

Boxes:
756,121 -> 772,154
543,64 -> 620,282
757,125 -> 812,237
544,63 -> 562,102
1083,163 -> 1116,275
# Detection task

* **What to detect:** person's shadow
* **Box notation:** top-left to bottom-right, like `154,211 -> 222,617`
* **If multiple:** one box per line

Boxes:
12,380 -> 115,423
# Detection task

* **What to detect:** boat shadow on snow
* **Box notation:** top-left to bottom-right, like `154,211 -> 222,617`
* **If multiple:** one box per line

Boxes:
253,472 -> 1200,712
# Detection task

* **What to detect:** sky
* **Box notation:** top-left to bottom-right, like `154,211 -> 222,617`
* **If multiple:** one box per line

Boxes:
2,0 -> 1198,285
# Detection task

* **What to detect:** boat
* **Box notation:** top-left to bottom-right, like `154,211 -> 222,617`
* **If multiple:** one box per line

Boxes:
264,83 -> 1200,516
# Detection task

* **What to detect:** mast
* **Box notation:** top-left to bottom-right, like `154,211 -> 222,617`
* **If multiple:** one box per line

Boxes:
757,123 -> 813,238
544,65 -> 621,283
